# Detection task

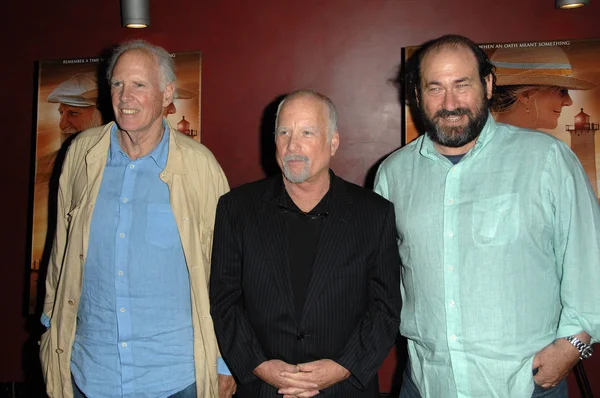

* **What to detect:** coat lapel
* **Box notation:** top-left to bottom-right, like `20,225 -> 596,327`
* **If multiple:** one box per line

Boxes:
257,176 -> 298,323
300,175 -> 353,323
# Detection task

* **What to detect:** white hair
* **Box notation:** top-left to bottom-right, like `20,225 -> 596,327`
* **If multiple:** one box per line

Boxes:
275,89 -> 338,141
106,39 -> 176,91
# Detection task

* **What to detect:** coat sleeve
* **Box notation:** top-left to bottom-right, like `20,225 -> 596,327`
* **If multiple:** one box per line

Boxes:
42,145 -> 74,322
334,202 -> 401,389
209,196 -> 268,384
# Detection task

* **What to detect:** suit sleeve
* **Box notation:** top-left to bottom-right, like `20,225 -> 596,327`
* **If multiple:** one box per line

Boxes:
335,202 -> 401,389
210,197 -> 268,384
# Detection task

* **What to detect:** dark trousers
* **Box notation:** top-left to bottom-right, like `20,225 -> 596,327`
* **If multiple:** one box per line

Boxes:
399,367 -> 568,398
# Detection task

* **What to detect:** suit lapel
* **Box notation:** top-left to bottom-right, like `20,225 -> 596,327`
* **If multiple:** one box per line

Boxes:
257,176 -> 298,323
300,175 -> 353,323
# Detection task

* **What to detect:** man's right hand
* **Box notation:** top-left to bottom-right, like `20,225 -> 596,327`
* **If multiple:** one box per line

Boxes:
253,360 -> 319,396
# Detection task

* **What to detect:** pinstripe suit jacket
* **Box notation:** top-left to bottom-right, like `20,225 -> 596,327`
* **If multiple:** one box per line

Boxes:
210,172 -> 401,397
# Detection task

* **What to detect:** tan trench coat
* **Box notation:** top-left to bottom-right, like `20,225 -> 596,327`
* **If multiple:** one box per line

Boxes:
40,122 -> 229,398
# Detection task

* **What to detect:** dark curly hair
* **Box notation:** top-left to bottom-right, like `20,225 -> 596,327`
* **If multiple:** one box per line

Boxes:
403,34 -> 496,104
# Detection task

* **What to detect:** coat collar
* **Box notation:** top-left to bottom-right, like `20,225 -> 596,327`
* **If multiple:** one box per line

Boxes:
261,169 -> 351,208
84,119 -> 187,175
258,170 -> 354,325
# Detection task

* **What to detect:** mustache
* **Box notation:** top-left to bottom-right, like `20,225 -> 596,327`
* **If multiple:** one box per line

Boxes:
435,108 -> 472,118
283,154 -> 309,163
61,127 -> 80,135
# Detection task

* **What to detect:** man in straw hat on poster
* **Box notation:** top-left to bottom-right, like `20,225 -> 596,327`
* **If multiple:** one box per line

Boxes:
35,74 -> 104,184
490,45 -> 596,130
47,74 -> 104,142
375,34 -> 600,398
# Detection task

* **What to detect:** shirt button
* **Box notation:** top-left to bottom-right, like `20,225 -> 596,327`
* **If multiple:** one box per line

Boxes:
120,308 -> 126,312
448,199 -> 454,205
55,348 -> 63,354
119,233 -> 125,238
122,342 -> 127,347
449,300 -> 455,307
122,198 -> 128,203
448,265 -> 454,271
129,164 -> 135,169
297,334 -> 304,341
79,254 -> 84,260
68,300 -> 75,306
450,335 -> 457,341
448,231 -> 454,237
118,271 -> 124,276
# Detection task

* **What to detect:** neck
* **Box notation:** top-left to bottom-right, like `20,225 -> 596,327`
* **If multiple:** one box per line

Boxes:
283,171 -> 330,213
118,123 -> 165,160
433,139 -> 477,156
494,106 -> 535,130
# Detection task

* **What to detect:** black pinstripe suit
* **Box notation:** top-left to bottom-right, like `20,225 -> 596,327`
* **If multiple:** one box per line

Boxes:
210,172 -> 401,397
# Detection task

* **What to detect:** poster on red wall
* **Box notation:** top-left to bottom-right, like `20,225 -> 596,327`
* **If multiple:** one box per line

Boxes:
404,38 -> 600,202
28,51 -> 202,314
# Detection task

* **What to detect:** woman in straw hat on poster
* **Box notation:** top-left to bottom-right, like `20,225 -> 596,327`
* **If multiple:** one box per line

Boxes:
490,45 -> 595,130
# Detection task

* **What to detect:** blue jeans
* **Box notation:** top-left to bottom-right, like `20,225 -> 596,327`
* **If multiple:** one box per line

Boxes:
399,368 -> 568,398
72,378 -> 197,398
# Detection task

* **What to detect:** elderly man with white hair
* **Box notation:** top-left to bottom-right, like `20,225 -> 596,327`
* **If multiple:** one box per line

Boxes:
40,40 -> 234,398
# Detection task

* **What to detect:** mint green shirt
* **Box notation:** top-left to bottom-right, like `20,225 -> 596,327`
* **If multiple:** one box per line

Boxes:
374,114 -> 600,398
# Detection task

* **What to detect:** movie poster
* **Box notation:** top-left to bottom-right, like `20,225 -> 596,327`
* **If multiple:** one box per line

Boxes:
404,39 -> 600,201
29,51 -> 202,313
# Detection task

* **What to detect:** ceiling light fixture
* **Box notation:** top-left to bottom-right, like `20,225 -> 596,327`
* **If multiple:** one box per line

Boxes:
121,0 -> 150,28
555,0 -> 589,9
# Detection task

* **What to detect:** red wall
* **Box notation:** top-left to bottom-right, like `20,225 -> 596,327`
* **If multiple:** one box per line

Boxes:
2,0 -> 599,394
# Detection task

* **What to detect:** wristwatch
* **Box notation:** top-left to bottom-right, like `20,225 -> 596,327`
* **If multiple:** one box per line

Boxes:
564,336 -> 594,360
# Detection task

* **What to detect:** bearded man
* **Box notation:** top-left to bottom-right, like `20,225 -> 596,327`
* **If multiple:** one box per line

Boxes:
375,34 -> 600,398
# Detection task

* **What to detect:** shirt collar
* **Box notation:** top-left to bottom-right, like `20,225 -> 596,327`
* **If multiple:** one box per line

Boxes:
419,111 -> 497,162
109,120 -> 170,168
279,170 -> 334,214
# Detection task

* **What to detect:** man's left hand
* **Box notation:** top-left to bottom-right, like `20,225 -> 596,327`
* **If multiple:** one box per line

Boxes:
218,374 -> 236,398
532,338 -> 580,388
278,359 -> 350,397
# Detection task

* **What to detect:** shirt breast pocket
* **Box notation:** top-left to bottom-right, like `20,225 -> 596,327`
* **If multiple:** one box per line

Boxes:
145,203 -> 180,249
472,193 -> 520,246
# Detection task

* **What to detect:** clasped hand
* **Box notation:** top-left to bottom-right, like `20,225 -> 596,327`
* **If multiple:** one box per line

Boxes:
254,359 -> 350,398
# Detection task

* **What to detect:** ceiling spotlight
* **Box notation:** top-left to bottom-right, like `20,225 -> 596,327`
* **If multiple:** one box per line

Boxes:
121,0 -> 150,28
555,0 -> 589,8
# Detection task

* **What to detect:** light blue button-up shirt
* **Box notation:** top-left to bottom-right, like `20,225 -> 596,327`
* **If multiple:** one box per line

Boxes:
66,123 -> 225,398
375,114 -> 600,398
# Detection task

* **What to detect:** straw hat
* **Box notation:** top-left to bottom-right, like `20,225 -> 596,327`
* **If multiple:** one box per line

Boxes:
490,46 -> 595,90
47,74 -> 98,107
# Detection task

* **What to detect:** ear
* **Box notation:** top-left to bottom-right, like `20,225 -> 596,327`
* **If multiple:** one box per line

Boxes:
518,90 -> 532,103
414,87 -> 420,106
484,74 -> 493,100
330,131 -> 340,156
162,82 -> 176,107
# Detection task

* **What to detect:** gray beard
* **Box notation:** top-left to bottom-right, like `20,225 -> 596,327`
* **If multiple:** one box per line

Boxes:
282,155 -> 310,183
